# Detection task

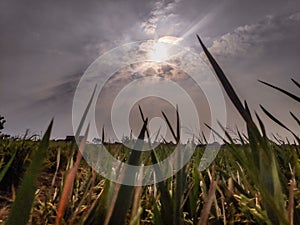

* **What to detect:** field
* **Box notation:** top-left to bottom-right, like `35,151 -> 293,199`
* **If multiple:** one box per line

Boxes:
0,37 -> 299,225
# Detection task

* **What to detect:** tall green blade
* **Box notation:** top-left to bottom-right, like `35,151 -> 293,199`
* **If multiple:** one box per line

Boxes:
259,80 -> 300,102
5,119 -> 53,225
291,78 -> 300,88
107,119 -> 148,225
0,149 -> 17,184
197,35 -> 288,224
197,35 -> 252,124
162,111 -> 177,142
260,105 -> 299,143
290,111 -> 300,126
75,85 -> 97,139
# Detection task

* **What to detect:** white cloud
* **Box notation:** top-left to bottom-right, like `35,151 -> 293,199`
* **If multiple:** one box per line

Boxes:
141,0 -> 182,35
205,12 -> 300,60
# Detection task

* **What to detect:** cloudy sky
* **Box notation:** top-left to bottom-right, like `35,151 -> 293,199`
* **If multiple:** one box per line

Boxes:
0,0 -> 299,142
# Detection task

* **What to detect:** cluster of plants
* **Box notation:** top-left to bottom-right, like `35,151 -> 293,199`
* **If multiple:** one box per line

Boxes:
0,36 -> 299,225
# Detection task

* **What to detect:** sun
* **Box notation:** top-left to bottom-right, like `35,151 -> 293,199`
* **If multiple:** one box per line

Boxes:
149,42 -> 168,61
148,36 -> 182,62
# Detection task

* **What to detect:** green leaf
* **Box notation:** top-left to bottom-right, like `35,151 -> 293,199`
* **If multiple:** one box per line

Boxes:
259,80 -> 300,102
75,85 -> 97,139
291,78 -> 300,88
107,119 -> 148,225
260,105 -> 299,143
5,119 -> 53,225
197,35 -> 252,124
255,112 -> 267,138
162,111 -> 177,143
152,198 -> 165,225
0,149 -> 17,184
290,111 -> 300,126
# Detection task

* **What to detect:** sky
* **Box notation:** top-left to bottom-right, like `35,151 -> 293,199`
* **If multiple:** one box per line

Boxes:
0,0 -> 299,142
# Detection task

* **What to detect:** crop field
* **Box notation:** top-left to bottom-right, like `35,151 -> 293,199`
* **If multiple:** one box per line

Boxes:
0,38 -> 299,225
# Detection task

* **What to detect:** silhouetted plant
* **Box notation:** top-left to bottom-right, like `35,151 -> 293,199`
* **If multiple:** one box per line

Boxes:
0,114 -> 6,134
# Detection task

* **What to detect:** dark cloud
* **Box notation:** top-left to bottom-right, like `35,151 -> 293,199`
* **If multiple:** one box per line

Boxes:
30,72 -> 82,107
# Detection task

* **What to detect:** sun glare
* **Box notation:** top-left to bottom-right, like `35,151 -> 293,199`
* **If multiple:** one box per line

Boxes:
149,42 -> 169,61
148,36 -> 181,62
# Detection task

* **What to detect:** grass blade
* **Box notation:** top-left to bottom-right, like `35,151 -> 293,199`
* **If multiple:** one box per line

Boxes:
236,127 -> 246,145
51,148 -> 61,187
255,112 -> 267,138
106,119 -> 148,225
258,80 -> 300,102
102,125 -> 105,144
152,198 -> 165,225
197,35 -> 251,123
291,78 -> 300,88
5,119 -> 53,225
260,105 -> 299,143
287,165 -> 296,225
55,125 -> 89,225
202,131 -> 208,144
75,85 -> 97,139
197,35 -> 288,224
290,111 -> 300,126
0,149 -> 17,184
176,105 -> 180,143
204,123 -> 229,144
162,111 -> 177,143
138,108 -> 174,225
198,168 -> 217,225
